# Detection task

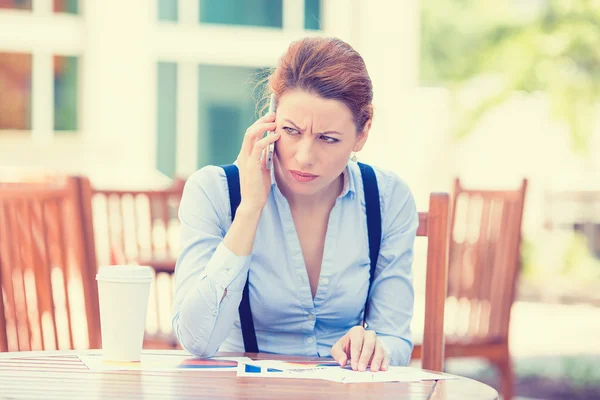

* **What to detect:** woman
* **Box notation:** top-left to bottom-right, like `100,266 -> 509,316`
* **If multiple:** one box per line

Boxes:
172,37 -> 419,372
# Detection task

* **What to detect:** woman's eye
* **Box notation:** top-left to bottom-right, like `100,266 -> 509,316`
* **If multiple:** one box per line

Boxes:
321,135 -> 339,144
283,127 -> 299,135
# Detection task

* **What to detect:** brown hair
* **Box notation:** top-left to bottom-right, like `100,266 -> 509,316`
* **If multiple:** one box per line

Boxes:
260,37 -> 373,133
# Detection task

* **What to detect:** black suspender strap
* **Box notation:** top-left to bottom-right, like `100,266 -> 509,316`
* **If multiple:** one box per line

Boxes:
357,162 -> 382,322
220,164 -> 258,353
222,164 -> 241,221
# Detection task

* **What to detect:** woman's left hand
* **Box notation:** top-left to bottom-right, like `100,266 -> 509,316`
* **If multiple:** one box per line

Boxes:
330,326 -> 390,372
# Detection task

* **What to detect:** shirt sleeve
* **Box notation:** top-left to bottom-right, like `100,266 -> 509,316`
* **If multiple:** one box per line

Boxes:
171,166 -> 251,356
365,171 -> 419,366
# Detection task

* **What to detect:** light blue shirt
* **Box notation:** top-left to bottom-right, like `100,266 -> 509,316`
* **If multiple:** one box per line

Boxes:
172,161 -> 419,365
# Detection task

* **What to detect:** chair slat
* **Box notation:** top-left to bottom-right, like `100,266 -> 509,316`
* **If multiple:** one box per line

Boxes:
421,193 -> 450,372
0,205 -> 7,352
55,199 -> 75,349
40,201 -> 59,350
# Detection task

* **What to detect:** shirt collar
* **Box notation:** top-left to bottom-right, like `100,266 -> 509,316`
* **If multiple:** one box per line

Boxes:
338,164 -> 355,199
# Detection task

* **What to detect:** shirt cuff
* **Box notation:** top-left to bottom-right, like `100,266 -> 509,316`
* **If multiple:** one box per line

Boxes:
203,242 -> 250,291
378,334 -> 412,366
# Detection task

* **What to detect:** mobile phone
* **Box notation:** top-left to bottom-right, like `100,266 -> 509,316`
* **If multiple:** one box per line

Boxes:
264,93 -> 276,170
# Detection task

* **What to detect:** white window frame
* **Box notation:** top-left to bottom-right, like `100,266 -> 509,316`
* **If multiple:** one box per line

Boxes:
155,0 -> 353,176
0,0 -> 84,141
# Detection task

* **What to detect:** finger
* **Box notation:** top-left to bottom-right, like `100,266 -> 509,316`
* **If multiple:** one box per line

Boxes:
256,111 -> 276,124
250,132 -> 280,161
260,142 -> 269,170
357,331 -> 376,371
244,121 -> 276,149
349,328 -> 365,371
247,112 -> 276,135
381,351 -> 390,371
369,340 -> 386,372
330,337 -> 348,367
241,120 -> 277,155
250,113 -> 276,133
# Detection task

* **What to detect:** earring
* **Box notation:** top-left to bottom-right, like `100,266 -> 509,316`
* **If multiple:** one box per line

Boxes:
350,153 -> 358,162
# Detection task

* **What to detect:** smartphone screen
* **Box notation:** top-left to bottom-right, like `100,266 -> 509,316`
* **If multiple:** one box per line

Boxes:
265,93 -> 276,170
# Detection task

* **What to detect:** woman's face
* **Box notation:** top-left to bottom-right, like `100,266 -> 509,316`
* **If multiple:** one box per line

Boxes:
273,89 -> 369,197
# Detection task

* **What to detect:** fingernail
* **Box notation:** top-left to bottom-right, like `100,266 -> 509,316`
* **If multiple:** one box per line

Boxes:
382,363 -> 388,370
358,363 -> 366,371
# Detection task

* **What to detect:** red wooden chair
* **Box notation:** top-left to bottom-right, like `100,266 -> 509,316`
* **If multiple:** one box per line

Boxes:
413,178 -> 527,398
0,177 -> 101,351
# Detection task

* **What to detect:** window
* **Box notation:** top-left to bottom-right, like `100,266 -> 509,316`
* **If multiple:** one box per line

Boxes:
206,104 -> 243,166
0,0 -> 32,11
199,0 -> 283,28
53,0 -> 78,14
197,65 -> 265,167
157,0 -> 178,22
304,0 -> 321,30
0,52 -> 32,130
156,62 -> 178,178
54,56 -> 78,131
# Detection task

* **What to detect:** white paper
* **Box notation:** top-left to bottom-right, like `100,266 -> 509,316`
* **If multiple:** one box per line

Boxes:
78,353 -> 253,372
237,360 -> 457,383
236,361 -> 326,380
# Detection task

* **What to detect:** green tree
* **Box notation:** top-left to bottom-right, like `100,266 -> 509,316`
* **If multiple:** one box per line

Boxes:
421,0 -> 600,153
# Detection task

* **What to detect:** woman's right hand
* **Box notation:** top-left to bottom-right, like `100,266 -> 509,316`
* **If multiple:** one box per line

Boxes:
236,112 -> 280,213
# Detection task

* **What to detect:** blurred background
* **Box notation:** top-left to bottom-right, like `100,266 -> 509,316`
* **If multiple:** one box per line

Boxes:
1,1 -> 599,399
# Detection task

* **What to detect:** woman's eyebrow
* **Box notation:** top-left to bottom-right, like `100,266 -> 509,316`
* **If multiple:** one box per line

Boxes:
283,118 -> 302,130
318,130 -> 343,136
284,118 -> 344,136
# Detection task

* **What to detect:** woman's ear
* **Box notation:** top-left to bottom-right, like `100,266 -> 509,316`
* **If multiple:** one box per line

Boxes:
353,119 -> 371,152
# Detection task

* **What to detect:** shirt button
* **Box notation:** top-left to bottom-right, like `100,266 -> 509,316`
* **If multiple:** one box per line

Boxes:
226,269 -> 234,276
320,277 -> 329,285
306,337 -> 314,344
307,314 -> 315,321
212,310 -> 218,316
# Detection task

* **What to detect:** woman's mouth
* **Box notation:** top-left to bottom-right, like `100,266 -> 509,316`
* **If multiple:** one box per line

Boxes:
290,170 -> 318,182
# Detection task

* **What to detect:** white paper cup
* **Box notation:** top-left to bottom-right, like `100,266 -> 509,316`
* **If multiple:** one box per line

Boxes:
96,265 -> 153,362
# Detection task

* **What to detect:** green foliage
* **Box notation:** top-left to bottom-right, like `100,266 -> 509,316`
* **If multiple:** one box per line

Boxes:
561,231 -> 600,278
421,0 -> 600,153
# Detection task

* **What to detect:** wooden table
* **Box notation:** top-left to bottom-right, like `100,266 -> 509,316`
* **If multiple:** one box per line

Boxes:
0,350 -> 498,399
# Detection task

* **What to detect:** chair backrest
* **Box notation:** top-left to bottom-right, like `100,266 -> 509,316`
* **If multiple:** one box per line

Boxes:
446,178 -> 527,343
80,177 -> 185,348
0,177 -> 101,351
418,192 -> 450,372
88,179 -> 185,272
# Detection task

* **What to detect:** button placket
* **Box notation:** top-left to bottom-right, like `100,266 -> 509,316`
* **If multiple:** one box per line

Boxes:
276,188 -> 315,312
313,200 -> 340,308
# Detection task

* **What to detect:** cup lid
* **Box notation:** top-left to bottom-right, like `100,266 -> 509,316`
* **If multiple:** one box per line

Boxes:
96,265 -> 154,282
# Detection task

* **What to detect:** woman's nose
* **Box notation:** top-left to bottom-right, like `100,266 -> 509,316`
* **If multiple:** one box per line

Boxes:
294,137 -> 316,166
